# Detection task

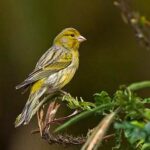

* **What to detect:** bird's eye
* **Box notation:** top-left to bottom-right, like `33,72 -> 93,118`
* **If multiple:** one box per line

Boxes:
70,34 -> 75,37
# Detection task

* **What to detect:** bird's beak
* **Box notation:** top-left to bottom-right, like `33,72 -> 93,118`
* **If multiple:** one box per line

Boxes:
77,35 -> 87,42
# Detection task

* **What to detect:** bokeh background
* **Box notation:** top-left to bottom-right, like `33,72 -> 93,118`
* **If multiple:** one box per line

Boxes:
0,0 -> 150,150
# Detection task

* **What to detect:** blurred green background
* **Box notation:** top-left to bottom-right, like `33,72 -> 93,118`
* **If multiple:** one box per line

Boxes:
0,0 -> 150,150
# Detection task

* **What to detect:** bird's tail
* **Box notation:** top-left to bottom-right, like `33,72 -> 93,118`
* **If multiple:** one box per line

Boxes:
15,87 -> 47,127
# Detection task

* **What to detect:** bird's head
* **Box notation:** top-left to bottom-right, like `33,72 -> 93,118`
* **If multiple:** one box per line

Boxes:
53,28 -> 86,50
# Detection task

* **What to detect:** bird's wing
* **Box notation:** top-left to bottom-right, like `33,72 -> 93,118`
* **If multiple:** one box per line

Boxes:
16,46 -> 72,89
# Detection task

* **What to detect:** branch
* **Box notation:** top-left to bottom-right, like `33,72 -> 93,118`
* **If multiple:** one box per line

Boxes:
41,133 -> 115,145
43,134 -> 86,145
114,0 -> 150,49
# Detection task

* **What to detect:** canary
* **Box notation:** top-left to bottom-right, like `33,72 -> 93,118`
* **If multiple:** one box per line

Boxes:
15,28 -> 86,127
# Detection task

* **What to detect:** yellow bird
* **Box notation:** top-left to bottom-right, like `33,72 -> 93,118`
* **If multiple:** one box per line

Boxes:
15,28 -> 86,127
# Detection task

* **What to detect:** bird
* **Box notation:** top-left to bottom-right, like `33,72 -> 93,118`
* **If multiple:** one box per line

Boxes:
15,28 -> 86,127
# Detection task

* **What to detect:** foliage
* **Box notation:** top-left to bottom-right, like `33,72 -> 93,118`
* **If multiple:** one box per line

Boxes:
55,81 -> 150,150
62,94 -> 95,110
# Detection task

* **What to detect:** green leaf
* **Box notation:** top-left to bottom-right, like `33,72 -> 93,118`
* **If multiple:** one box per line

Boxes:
114,121 -> 146,144
94,91 -> 112,106
143,98 -> 150,104
144,122 -> 150,135
62,94 -> 95,110
141,143 -> 150,150
143,109 -> 150,120
130,121 -> 145,128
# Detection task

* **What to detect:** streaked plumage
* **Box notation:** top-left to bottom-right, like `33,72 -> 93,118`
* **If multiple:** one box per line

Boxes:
15,28 -> 86,127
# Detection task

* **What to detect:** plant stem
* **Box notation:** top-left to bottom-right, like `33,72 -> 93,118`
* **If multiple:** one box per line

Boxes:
127,81 -> 150,91
55,103 -> 113,133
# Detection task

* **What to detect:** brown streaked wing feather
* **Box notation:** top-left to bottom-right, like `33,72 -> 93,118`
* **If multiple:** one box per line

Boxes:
16,46 -> 72,89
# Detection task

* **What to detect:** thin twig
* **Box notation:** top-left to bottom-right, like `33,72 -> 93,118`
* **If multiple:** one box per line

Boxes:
103,133 -> 115,141
37,106 -> 45,136
114,0 -> 150,49
46,110 -> 80,126
31,110 -> 80,134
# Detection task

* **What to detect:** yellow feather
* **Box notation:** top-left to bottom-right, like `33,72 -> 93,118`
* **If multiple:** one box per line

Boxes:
31,79 -> 45,94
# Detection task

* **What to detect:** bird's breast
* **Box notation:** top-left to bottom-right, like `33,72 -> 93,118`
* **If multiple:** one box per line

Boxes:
46,50 -> 79,89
